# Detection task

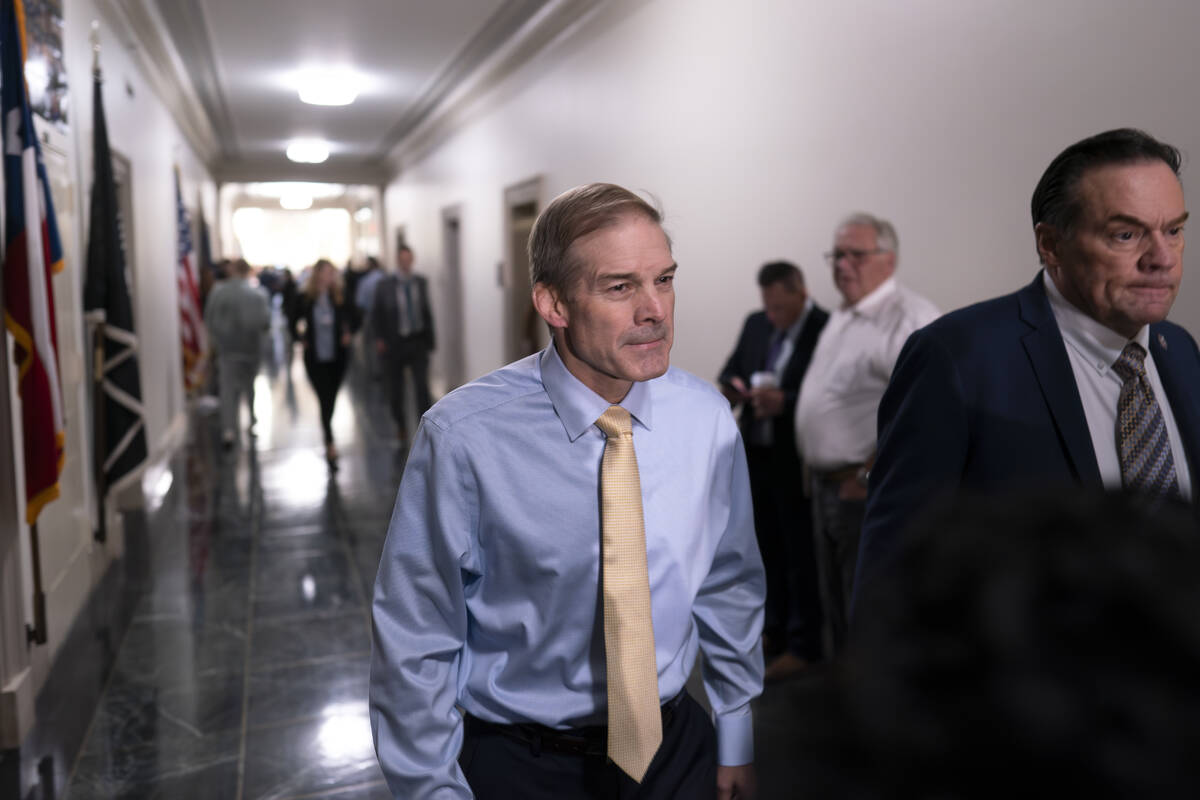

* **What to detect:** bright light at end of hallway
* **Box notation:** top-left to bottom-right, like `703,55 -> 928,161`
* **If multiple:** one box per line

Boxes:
279,192 -> 313,210
296,68 -> 361,106
286,138 -> 330,164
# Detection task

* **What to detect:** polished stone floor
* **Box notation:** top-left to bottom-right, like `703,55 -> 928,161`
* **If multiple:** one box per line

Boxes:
60,337 -> 820,799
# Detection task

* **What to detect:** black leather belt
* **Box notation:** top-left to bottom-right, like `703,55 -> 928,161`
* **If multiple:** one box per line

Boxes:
464,690 -> 687,758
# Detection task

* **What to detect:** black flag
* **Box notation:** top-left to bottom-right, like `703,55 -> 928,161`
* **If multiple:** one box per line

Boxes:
83,68 -> 147,494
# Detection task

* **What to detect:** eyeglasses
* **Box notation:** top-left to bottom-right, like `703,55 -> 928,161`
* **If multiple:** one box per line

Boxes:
824,248 -> 884,264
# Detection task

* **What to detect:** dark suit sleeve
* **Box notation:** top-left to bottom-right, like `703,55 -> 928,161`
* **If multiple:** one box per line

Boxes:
290,296 -> 307,343
718,316 -> 755,389
371,279 -> 389,343
853,326 -> 970,613
421,277 -> 435,352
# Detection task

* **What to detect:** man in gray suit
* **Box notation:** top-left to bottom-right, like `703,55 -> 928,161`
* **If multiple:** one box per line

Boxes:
204,258 -> 271,448
372,244 -> 435,441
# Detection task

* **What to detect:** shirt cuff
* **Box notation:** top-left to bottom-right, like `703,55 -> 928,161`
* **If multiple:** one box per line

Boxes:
713,708 -> 754,766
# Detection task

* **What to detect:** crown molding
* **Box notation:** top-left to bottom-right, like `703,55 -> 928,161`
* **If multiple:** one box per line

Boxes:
383,0 -> 607,180
213,157 -> 390,187
98,0 -> 220,166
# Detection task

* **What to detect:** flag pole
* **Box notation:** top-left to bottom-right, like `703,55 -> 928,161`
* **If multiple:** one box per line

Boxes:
89,21 -> 109,543
25,522 -> 47,645
93,319 -> 107,542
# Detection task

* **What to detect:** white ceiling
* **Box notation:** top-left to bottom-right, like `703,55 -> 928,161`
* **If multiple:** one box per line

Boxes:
140,0 -> 566,183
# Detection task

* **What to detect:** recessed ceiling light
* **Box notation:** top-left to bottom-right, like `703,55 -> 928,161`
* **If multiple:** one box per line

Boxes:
286,139 -> 330,164
353,207 -> 373,223
297,69 -> 360,106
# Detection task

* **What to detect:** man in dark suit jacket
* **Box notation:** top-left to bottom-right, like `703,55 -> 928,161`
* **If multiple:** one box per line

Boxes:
856,128 -> 1200,609
372,244 -> 436,441
719,261 -> 829,678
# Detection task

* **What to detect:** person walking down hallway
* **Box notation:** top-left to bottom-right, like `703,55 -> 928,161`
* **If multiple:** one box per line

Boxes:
793,214 -> 939,658
856,128 -> 1200,608
719,261 -> 828,680
372,245 -> 434,443
292,259 -> 354,467
354,255 -> 385,379
204,257 -> 271,448
370,184 -> 765,800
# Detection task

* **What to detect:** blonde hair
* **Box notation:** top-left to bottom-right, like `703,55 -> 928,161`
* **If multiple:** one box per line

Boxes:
302,258 -> 344,305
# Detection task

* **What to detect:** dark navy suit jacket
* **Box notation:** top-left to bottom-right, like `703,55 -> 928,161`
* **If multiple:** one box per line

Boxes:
718,305 -> 829,470
855,273 -> 1200,604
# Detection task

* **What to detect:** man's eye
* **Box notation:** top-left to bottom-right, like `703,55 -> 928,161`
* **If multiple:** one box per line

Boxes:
1113,230 -> 1137,242
657,275 -> 675,285
1168,225 -> 1186,237
608,283 -> 629,293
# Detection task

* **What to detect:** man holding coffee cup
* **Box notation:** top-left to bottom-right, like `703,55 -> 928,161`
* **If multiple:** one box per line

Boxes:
719,262 -> 828,680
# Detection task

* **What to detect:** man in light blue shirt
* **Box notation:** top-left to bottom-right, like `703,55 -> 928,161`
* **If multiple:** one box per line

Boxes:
370,183 -> 765,799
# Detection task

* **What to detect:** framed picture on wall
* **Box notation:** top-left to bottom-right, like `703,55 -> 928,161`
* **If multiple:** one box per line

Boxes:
24,0 -> 68,128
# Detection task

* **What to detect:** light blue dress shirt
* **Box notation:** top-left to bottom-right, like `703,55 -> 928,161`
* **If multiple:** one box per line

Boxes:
370,343 -> 765,799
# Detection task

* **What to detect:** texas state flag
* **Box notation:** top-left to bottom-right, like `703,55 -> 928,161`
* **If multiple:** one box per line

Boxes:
2,0 -> 66,524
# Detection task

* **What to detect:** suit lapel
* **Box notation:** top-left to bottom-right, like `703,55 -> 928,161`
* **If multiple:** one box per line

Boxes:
780,305 -> 828,387
1150,326 -> 1200,498
1017,276 -> 1103,487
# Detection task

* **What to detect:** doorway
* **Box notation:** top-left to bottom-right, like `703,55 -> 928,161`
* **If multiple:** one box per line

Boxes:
503,178 -> 544,363
441,207 -> 466,389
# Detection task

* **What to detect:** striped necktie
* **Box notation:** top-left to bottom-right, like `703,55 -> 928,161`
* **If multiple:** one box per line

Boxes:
1112,342 -> 1181,499
594,405 -> 661,783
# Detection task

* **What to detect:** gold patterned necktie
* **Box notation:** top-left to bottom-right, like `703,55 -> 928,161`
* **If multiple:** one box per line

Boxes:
1112,342 -> 1181,498
595,405 -> 661,783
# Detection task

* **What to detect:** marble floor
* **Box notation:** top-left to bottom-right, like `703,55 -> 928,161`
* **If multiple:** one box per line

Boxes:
60,342 -> 822,799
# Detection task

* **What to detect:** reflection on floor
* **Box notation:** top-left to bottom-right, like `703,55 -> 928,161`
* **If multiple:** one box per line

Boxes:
62,344 -> 818,799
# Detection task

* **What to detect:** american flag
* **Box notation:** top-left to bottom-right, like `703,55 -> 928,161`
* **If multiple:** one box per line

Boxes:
175,169 -> 207,393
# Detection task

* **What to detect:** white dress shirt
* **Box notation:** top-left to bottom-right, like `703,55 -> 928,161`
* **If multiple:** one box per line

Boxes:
1043,271 -> 1191,499
794,277 -> 940,470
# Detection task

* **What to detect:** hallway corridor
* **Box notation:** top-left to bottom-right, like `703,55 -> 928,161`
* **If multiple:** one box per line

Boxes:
65,342 -> 401,799
59,337 -> 819,799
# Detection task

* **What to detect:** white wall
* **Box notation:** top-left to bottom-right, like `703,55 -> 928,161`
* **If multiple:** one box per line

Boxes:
385,0 -> 1200,386
1,0 -> 216,715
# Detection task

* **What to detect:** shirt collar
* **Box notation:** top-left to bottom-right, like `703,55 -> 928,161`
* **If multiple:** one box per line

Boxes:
847,276 -> 898,317
1042,270 -> 1149,377
778,298 -> 812,341
539,341 -> 654,441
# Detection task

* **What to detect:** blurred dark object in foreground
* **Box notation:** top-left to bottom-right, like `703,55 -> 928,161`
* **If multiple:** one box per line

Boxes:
813,491 -> 1200,798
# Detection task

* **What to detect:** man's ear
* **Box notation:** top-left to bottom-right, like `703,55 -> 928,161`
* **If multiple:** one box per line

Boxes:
532,282 -> 569,329
1035,222 -> 1062,267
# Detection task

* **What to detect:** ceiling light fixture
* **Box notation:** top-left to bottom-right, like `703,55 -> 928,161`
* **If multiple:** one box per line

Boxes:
286,139 -> 330,164
297,69 -> 360,106
353,207 -> 373,223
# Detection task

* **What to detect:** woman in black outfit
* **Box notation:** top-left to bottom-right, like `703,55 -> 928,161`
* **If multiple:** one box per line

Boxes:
292,259 -> 352,466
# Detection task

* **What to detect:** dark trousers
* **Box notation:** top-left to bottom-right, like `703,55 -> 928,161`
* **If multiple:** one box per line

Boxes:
811,477 -> 865,658
746,445 -> 822,661
460,692 -> 717,800
303,357 -> 346,445
384,344 -> 432,435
